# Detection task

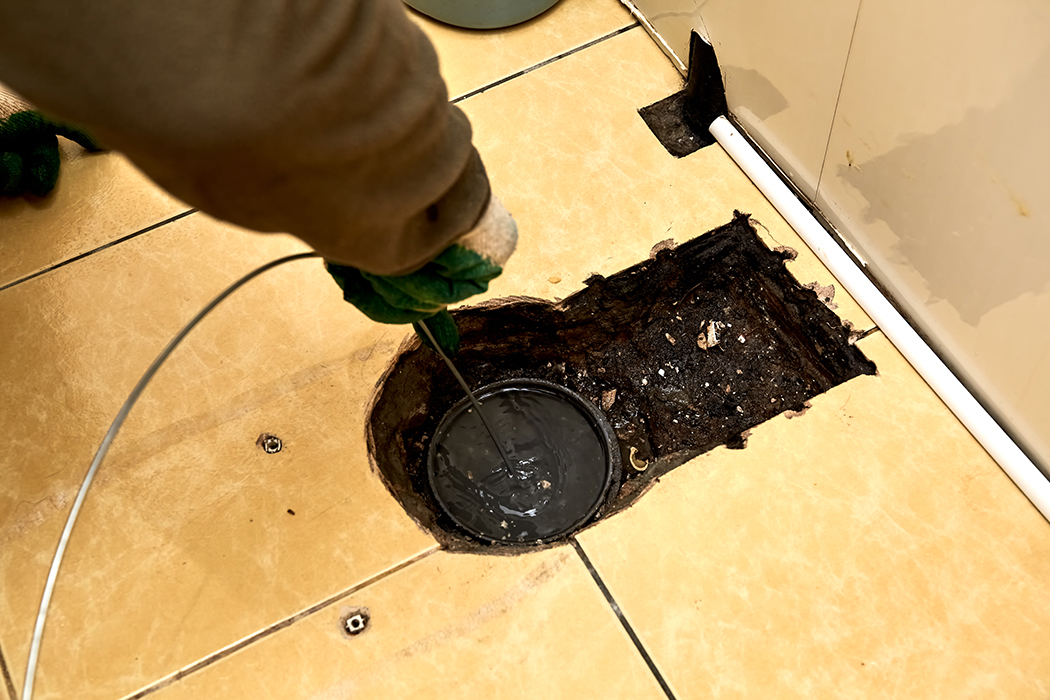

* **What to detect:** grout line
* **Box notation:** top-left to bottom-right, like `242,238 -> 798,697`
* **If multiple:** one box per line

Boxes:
0,209 -> 198,293
0,639 -> 17,700
451,23 -> 639,104
570,539 -> 678,700
814,0 -> 864,196
121,545 -> 440,700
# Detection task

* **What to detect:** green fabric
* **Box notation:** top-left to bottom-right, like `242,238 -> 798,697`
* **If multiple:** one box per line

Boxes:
326,242 -> 503,355
0,110 -> 102,196
412,309 -> 460,356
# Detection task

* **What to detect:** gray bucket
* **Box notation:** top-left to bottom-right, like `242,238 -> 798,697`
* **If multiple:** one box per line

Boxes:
404,0 -> 562,29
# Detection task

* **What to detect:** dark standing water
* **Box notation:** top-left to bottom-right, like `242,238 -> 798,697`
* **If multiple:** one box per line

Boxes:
428,385 -> 612,543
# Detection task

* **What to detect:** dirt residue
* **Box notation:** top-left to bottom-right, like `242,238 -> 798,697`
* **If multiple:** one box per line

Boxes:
367,213 -> 875,552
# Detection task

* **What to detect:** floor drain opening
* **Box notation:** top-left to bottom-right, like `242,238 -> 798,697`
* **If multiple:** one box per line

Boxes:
367,213 -> 876,553
429,379 -> 621,545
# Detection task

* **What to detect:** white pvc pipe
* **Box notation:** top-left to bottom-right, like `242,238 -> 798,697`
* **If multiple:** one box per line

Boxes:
709,115 -> 1050,522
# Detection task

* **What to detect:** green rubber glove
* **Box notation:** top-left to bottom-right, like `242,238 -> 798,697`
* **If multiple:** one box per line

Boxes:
0,88 -> 102,197
326,195 -> 517,355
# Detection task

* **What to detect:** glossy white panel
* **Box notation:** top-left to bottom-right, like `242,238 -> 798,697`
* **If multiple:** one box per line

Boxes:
817,0 -> 1050,471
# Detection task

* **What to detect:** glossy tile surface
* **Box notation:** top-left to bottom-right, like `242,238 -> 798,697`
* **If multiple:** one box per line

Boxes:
458,27 -> 872,331
408,0 -> 635,99
147,548 -> 667,700
0,144 -> 188,289
1,214 -> 436,699
0,77 -> 189,289
578,332 -> 1050,699
816,0 -> 1050,472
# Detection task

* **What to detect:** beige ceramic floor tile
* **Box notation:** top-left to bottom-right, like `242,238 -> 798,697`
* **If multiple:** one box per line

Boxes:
455,28 -> 874,332
0,142 -> 188,289
1,214 -> 437,699
145,547 -> 666,700
409,0 -> 635,100
577,333 -> 1050,699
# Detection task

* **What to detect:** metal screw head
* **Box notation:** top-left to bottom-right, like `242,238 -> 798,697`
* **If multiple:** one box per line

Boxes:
256,433 -> 282,454
343,609 -> 370,636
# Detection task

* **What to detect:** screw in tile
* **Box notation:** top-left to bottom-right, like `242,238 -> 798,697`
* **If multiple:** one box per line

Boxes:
256,433 -> 283,454
342,609 -> 370,636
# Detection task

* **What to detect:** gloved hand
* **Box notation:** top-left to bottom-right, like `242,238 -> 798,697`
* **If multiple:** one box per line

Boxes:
0,88 -> 103,197
326,195 -> 517,356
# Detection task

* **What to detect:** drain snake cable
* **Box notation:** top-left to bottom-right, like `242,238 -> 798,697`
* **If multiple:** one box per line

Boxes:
21,251 -> 321,700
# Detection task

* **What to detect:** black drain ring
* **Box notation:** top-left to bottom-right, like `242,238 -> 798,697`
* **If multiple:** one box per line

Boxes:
427,379 -> 621,544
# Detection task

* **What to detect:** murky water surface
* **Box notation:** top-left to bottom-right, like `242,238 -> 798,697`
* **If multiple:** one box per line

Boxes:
430,388 -> 609,542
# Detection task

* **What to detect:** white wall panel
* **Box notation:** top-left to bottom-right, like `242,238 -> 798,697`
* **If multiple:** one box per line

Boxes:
816,0 -> 1050,469
629,0 -> 860,200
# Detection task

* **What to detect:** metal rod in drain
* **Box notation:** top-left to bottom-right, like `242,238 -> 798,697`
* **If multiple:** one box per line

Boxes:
417,318 -> 516,472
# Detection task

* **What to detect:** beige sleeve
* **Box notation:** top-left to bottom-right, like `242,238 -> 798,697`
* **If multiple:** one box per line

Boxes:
0,0 -> 490,275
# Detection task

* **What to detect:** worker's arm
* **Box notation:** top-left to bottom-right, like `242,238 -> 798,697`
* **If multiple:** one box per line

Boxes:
0,0 -> 500,277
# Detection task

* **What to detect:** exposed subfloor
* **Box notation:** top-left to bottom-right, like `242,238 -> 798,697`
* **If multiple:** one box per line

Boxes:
2,2 -> 1049,698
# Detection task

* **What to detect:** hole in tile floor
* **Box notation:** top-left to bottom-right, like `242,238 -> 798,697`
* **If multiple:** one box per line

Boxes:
427,378 -> 622,545
340,607 -> 371,637
367,213 -> 876,553
639,91 -> 718,158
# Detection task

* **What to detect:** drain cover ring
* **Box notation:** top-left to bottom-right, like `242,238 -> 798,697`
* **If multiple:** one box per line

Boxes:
427,379 -> 621,544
